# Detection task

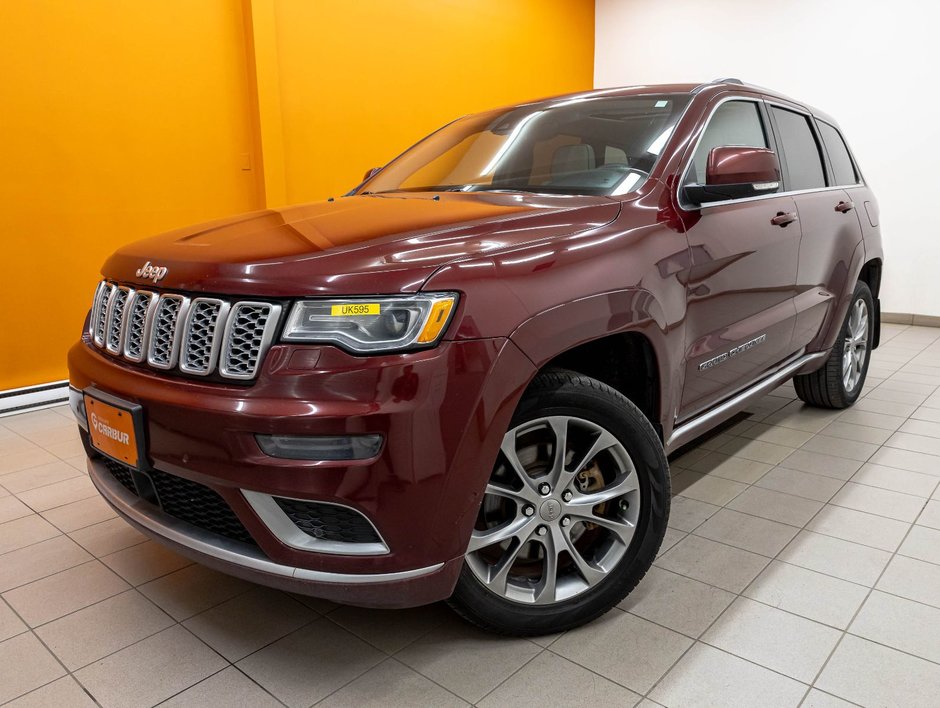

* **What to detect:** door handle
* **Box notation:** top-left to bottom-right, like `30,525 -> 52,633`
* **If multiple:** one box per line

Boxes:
771,211 -> 798,227
835,200 -> 855,213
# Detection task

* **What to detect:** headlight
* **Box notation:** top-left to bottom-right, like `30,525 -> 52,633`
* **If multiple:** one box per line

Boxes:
282,293 -> 458,353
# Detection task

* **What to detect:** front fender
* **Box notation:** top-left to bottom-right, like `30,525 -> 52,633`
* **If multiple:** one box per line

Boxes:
507,288 -> 681,437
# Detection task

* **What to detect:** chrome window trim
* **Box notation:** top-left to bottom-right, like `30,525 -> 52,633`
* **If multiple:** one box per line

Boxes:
179,297 -> 231,376
146,293 -> 190,370
676,95 -> 767,211
122,290 -> 159,363
814,117 -> 865,188
695,185 -> 849,210
219,302 -> 282,380
105,286 -> 134,355
242,490 -> 390,556
88,459 -> 443,584
765,101 -> 830,192
675,95 -> 866,213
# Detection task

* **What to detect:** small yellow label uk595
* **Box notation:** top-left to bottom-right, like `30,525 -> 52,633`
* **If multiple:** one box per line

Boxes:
330,303 -> 381,316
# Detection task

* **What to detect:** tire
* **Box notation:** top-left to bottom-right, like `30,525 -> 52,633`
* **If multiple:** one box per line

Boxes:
794,280 -> 874,409
448,369 -> 670,636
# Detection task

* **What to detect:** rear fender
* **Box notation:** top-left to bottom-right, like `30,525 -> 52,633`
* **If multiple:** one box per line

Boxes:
807,239 -> 867,353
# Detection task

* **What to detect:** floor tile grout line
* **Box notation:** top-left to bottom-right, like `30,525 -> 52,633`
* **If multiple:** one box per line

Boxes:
672,494 -> 909,558
15,490 -> 104,519
318,605 -> 435,655
802,505 -> 929,701
335,623 -> 490,707
70,593 -> 323,707
459,648 -> 548,707
797,686 -> 866,708
0,533 -> 153,592
644,369 -> 919,704
1,598 -> 81,705
153,662 -> 289,708
14,586 -> 179,674
39,509 -> 124,537
654,532 -> 940,621
536,618 -> 683,700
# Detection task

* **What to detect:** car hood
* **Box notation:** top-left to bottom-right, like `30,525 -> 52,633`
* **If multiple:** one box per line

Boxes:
103,192 -> 620,296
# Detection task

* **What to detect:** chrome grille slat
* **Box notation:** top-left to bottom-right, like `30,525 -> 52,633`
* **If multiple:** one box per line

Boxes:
179,298 -> 230,376
93,284 -> 114,347
88,280 -> 279,380
220,302 -> 282,380
89,281 -> 110,340
105,286 -> 133,354
124,290 -> 158,362
147,294 -> 189,370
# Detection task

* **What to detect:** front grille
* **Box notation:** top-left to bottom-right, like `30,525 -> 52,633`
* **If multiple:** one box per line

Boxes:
274,497 -> 381,544
102,459 -> 255,546
87,280 -> 280,380
148,469 -> 256,545
180,299 -> 226,375
220,303 -> 276,379
103,458 -> 137,495
124,291 -> 156,361
105,287 -> 130,353
92,282 -> 113,346
148,295 -> 185,368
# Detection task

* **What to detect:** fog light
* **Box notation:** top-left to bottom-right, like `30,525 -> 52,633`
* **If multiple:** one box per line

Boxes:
256,434 -> 383,461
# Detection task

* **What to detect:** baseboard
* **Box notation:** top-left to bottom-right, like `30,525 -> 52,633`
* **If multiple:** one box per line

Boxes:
882,312 -> 940,327
913,314 -> 940,328
0,381 -> 69,417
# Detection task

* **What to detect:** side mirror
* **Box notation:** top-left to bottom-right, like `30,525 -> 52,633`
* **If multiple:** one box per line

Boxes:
362,167 -> 382,182
684,146 -> 780,205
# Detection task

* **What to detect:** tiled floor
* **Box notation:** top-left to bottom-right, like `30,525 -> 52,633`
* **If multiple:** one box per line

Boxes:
2,322 -> 940,707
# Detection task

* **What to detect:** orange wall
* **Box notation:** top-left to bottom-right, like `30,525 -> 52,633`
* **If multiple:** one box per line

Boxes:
271,0 -> 596,204
0,0 -> 595,391
0,1 -> 261,390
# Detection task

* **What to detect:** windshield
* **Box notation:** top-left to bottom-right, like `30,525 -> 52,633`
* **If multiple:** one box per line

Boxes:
361,93 -> 690,197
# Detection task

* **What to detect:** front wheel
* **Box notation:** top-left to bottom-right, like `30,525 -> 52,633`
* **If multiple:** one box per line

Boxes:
794,280 -> 874,409
448,370 -> 670,635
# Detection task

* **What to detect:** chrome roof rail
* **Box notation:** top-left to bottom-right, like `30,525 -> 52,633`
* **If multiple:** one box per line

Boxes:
691,77 -> 745,94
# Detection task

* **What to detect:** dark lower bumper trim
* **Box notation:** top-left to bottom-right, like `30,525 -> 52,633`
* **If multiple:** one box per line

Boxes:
87,457 -> 445,585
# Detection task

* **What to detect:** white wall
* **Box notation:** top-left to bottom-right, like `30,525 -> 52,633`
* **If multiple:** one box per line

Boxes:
595,0 -> 940,317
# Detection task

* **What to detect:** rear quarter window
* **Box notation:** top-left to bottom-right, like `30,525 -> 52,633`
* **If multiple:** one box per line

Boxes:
816,120 -> 859,186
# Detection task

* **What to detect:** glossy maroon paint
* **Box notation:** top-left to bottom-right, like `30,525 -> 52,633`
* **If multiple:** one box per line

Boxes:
706,146 -> 780,185
69,81 -> 884,607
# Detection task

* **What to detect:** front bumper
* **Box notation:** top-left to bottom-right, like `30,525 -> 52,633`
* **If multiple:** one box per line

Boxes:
69,337 -> 535,607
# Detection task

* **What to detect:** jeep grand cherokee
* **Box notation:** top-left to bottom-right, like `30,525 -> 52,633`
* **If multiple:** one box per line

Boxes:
69,78 -> 882,634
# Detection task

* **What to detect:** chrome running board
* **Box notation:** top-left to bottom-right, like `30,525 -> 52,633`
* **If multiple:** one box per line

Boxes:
665,350 -> 828,454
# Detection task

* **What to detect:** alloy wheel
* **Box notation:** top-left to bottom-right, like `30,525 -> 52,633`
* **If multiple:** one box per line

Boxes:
466,416 -> 641,605
842,297 -> 869,392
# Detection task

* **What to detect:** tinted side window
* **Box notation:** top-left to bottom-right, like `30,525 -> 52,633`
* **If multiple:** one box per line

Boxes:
771,107 -> 826,190
817,121 -> 859,186
687,101 -> 767,185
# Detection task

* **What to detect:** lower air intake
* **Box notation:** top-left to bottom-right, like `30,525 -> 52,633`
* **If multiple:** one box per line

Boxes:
273,497 -> 381,544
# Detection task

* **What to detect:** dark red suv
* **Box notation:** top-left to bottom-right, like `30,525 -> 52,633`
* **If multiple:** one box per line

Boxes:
69,79 -> 882,634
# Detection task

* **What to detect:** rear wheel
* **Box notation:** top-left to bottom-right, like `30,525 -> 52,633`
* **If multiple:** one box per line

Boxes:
448,370 -> 670,635
794,280 -> 873,409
